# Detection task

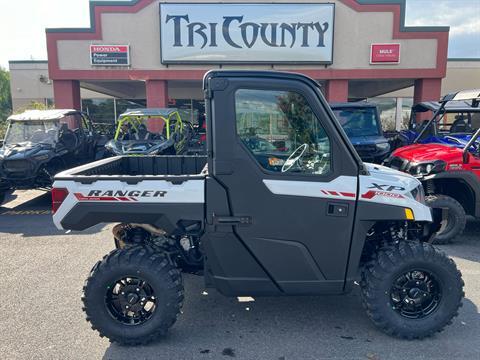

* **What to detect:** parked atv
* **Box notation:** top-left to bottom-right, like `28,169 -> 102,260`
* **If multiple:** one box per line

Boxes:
385,89 -> 480,243
105,108 -> 191,156
52,71 -> 463,344
390,99 -> 480,151
0,109 -> 105,204
331,102 -> 390,163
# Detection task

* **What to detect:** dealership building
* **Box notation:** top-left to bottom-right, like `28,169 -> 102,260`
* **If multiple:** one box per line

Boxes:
9,0 -> 480,125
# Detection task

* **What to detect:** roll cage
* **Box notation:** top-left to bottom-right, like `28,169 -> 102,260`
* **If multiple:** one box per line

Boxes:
4,110 -> 94,144
413,89 -> 480,143
113,108 -> 184,141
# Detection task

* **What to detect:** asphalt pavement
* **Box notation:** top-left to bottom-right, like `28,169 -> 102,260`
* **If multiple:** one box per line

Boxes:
0,190 -> 479,360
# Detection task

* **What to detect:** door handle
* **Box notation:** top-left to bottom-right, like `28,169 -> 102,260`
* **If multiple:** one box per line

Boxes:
213,215 -> 252,225
327,202 -> 349,217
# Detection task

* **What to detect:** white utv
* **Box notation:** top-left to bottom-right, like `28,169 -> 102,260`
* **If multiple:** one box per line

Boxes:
52,71 -> 463,345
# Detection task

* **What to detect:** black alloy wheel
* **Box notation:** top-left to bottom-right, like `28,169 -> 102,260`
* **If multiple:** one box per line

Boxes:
361,241 -> 464,339
390,269 -> 441,319
82,246 -> 184,345
105,276 -> 157,326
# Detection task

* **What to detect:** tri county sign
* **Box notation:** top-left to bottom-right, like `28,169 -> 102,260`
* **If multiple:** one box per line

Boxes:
159,3 -> 335,64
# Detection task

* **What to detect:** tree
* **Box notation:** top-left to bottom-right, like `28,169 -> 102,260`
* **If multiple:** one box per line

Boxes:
0,67 -> 12,139
0,67 -> 12,120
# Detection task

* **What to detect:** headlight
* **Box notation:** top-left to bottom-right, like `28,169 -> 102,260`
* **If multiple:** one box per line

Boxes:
410,160 -> 446,176
410,184 -> 425,204
33,154 -> 49,161
376,142 -> 390,151
105,141 -> 119,154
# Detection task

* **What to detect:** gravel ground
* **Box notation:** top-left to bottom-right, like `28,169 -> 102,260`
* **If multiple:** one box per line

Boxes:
0,190 -> 479,360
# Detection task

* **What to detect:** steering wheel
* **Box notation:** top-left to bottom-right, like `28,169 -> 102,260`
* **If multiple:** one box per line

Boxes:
282,143 -> 308,173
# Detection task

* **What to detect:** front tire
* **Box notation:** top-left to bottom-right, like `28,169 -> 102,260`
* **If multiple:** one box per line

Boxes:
361,241 -> 464,339
426,195 -> 466,244
82,246 -> 184,345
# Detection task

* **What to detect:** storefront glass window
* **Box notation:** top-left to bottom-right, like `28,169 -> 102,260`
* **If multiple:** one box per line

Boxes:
82,99 -> 115,124
401,98 -> 414,129
168,99 -> 205,125
115,99 -> 146,116
369,97 -> 397,131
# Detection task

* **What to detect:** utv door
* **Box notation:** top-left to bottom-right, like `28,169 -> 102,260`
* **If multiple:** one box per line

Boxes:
206,72 -> 360,295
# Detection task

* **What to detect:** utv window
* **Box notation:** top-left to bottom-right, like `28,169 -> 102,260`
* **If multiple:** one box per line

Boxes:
4,120 -> 60,146
332,107 -> 381,137
235,89 -> 331,175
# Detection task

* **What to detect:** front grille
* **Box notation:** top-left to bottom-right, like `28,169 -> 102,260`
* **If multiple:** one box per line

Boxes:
354,144 -> 377,155
3,160 -> 34,173
354,144 -> 378,162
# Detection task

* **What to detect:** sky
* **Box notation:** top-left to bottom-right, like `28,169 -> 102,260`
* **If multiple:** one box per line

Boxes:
0,0 -> 479,69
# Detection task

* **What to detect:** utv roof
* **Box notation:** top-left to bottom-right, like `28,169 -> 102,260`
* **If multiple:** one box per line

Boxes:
203,70 -> 321,90
119,108 -> 178,118
8,109 -> 81,121
412,101 -> 480,113
441,89 -> 480,102
330,102 -> 377,109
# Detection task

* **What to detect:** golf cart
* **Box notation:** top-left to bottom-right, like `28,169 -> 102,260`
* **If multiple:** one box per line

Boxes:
331,102 -> 390,163
0,109 -> 104,204
385,89 -> 480,243
105,108 -> 191,156
52,71 -> 463,344
391,100 -> 480,150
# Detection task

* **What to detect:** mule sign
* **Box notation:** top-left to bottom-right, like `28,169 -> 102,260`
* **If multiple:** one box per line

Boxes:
159,3 -> 335,64
370,43 -> 401,64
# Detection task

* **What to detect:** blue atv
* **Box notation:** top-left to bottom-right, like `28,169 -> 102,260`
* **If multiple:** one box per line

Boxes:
393,100 -> 480,150
330,102 -> 390,163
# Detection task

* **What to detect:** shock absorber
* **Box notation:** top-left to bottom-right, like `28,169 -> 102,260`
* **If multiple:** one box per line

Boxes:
425,180 -> 435,195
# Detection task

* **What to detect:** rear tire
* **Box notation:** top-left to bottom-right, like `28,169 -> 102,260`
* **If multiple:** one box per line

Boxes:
426,195 -> 466,244
361,241 -> 463,339
82,246 -> 184,345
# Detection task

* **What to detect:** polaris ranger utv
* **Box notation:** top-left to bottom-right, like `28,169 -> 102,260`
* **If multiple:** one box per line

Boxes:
52,71 -> 463,345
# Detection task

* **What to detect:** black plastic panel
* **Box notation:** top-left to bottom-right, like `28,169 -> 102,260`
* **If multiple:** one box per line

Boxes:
202,232 -> 280,296
55,155 -> 207,180
60,202 -> 204,233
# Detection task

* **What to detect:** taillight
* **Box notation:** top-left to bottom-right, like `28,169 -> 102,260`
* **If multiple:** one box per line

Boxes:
52,188 -> 69,214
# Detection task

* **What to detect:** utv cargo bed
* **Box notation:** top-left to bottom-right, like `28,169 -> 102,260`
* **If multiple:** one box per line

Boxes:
52,155 -> 207,231
54,155 -> 208,180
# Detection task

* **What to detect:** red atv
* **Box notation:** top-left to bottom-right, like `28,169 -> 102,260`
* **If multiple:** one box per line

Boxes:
385,89 -> 480,244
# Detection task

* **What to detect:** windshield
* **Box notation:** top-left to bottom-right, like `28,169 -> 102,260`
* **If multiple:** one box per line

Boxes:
333,107 -> 381,137
4,120 -> 60,146
116,117 -> 168,141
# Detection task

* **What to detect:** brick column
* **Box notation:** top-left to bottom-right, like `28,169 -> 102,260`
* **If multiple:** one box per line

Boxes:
53,80 -> 81,110
146,80 -> 168,108
413,78 -> 442,122
325,79 -> 348,103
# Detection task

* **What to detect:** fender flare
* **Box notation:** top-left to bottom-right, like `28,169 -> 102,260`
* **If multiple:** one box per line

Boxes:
422,171 -> 480,217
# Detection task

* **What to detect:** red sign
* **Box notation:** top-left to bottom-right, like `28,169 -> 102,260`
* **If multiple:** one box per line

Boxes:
370,43 -> 400,64
90,45 -> 130,66
90,45 -> 128,53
